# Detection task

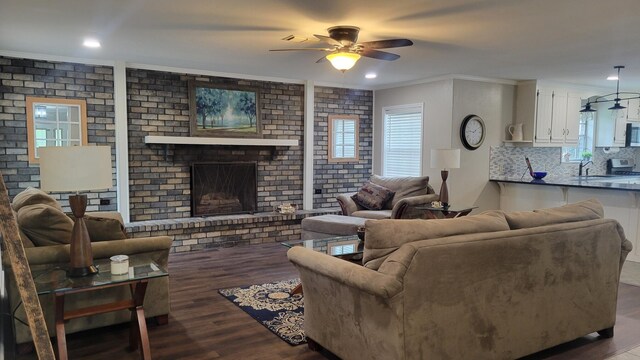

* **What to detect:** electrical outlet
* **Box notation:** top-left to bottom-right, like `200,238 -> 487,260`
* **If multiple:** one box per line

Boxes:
99,199 -> 111,205
314,188 -> 322,194
498,164 -> 505,173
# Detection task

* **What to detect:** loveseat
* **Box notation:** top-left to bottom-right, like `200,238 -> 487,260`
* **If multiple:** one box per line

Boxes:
336,175 -> 438,219
5,188 -> 172,347
288,199 -> 632,359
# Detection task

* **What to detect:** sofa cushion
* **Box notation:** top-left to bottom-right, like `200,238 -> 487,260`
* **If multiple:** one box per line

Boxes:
11,187 -> 62,212
17,204 -> 73,246
370,175 -> 429,208
82,215 -> 128,242
351,210 -> 393,219
363,210 -> 509,270
504,199 -> 604,230
351,182 -> 395,210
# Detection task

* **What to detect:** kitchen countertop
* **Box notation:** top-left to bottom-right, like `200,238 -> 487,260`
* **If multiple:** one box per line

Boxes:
490,175 -> 640,192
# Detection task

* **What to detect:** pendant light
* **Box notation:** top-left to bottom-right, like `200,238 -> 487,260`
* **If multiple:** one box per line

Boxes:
581,66 -> 640,113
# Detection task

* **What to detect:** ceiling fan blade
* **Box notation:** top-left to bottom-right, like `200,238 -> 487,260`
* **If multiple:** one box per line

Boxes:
269,48 -> 331,52
314,34 -> 341,46
360,49 -> 401,61
359,39 -> 413,49
315,56 -> 327,63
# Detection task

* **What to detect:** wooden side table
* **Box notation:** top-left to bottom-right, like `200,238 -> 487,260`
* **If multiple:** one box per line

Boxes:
417,205 -> 478,219
33,255 -> 168,360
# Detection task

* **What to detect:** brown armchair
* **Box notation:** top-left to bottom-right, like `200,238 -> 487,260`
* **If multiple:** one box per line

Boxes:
337,175 -> 439,219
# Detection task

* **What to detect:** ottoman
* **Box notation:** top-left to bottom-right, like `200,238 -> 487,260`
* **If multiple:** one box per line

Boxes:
301,214 -> 368,240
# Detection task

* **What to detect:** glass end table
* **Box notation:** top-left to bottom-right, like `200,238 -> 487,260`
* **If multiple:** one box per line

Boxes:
415,205 -> 478,219
282,235 -> 363,294
32,254 -> 168,360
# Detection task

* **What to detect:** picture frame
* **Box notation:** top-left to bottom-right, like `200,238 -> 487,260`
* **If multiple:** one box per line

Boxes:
188,81 -> 262,138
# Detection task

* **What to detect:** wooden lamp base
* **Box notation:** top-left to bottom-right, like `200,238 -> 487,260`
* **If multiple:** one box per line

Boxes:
68,194 -> 97,277
439,170 -> 450,209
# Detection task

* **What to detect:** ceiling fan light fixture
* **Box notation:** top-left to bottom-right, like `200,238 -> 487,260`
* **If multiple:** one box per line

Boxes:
326,52 -> 361,72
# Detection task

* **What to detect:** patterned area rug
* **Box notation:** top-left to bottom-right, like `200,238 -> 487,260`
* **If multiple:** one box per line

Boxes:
218,278 -> 306,346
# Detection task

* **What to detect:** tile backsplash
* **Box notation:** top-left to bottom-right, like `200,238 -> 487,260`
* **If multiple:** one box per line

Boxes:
489,146 -> 640,178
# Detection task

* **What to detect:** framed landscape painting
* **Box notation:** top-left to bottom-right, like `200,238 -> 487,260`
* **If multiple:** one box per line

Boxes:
189,81 -> 262,137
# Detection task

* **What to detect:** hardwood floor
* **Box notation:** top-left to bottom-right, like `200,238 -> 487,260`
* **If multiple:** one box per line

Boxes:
14,243 -> 640,359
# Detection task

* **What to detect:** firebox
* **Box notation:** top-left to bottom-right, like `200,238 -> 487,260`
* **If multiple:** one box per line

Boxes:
191,162 -> 257,216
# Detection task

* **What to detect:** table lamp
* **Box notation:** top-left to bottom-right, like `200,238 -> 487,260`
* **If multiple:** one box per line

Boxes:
430,149 -> 461,208
39,146 -> 112,277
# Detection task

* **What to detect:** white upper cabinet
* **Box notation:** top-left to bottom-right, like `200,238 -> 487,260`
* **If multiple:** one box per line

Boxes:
627,98 -> 640,121
515,81 -> 584,147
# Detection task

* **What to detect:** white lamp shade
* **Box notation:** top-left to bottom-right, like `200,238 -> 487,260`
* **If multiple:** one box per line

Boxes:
39,146 -> 112,192
431,149 -> 461,169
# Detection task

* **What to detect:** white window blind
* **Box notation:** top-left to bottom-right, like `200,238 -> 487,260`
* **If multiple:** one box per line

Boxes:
382,104 -> 423,177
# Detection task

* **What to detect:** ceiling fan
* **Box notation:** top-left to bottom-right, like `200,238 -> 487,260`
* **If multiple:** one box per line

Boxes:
270,26 -> 413,72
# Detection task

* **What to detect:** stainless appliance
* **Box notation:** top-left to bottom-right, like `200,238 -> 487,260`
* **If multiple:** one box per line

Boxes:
626,123 -> 640,147
606,158 -> 640,175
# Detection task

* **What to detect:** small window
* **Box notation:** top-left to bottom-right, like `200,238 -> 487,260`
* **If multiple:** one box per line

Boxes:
26,97 -> 88,164
328,115 -> 359,162
382,104 -> 424,176
562,112 -> 594,163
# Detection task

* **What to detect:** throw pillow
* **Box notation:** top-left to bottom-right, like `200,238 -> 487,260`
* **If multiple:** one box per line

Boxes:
12,209 -> 35,248
351,182 -> 395,210
11,187 -> 63,212
77,215 -> 128,242
17,204 -> 73,246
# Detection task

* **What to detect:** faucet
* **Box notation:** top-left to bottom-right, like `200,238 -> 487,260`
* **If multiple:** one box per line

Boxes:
578,160 -> 593,176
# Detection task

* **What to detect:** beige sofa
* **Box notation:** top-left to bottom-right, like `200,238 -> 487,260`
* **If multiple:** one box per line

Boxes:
288,199 -> 632,360
6,189 -> 172,346
337,175 -> 439,219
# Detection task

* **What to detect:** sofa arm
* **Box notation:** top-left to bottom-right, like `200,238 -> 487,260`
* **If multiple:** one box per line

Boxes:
391,194 -> 440,219
336,192 -> 361,216
287,246 -> 402,299
24,236 -> 172,266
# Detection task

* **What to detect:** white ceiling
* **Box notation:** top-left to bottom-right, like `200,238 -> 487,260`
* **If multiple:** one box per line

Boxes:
2,0 -> 640,90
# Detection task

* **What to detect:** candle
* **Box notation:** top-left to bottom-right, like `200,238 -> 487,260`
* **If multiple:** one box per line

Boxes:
110,255 -> 129,275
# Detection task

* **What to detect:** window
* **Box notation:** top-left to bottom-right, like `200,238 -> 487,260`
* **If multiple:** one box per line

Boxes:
562,112 -> 594,163
26,97 -> 88,164
382,104 -> 423,176
328,115 -> 359,162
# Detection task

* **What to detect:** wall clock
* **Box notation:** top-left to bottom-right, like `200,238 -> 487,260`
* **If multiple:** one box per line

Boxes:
460,114 -> 485,150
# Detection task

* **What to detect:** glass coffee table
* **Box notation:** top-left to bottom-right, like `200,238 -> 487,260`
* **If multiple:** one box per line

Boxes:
282,235 -> 363,293
32,254 -> 168,360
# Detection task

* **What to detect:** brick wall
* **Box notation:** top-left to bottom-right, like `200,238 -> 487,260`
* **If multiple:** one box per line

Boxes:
126,69 -> 304,221
313,86 -> 373,208
0,56 -> 117,210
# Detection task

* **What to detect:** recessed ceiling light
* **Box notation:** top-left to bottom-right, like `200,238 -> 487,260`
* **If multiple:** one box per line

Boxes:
83,38 -> 101,48
607,75 -> 619,81
365,73 -> 377,79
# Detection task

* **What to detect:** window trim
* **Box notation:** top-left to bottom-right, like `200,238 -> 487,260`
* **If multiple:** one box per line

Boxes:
381,103 -> 424,177
328,114 -> 359,163
26,97 -> 88,164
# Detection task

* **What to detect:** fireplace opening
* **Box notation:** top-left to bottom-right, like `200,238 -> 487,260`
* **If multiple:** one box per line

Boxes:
191,162 -> 257,216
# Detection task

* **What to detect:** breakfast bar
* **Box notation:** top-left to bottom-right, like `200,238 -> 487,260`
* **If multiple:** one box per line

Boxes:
491,176 -> 640,262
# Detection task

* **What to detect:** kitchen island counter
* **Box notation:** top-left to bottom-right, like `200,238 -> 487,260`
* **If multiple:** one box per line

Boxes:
490,175 -> 640,192
492,175 -> 640,262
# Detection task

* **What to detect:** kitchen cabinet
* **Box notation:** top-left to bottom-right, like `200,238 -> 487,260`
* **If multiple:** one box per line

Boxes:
627,98 -> 640,121
515,81 -> 584,147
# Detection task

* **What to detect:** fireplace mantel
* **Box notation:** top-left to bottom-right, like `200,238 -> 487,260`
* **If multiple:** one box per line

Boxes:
144,136 -> 298,147
145,135 -> 299,160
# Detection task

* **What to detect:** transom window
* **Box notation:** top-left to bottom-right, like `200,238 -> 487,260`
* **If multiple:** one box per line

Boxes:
26,97 -> 88,164
328,115 -> 359,162
382,104 -> 424,177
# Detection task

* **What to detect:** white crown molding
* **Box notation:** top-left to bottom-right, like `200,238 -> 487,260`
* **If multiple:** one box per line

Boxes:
0,50 -> 115,66
374,74 -> 517,91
